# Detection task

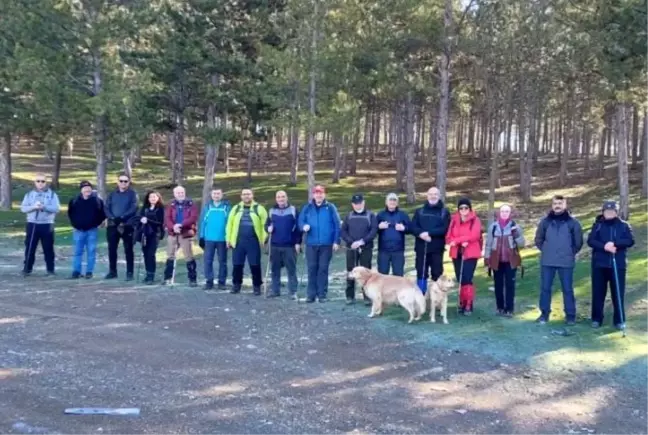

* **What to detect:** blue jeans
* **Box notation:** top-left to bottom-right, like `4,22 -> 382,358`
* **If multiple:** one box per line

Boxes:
203,241 -> 227,284
306,245 -> 333,300
73,228 -> 98,274
377,251 -> 405,276
539,266 -> 576,319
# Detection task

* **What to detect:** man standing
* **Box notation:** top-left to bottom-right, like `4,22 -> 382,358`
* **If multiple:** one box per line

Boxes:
534,195 -> 583,325
341,193 -> 378,304
20,173 -> 60,276
163,186 -> 199,286
199,187 -> 231,290
265,190 -> 301,299
226,188 -> 268,295
376,193 -> 410,277
587,200 -> 634,330
67,181 -> 105,279
104,173 -> 138,280
410,187 -> 451,294
298,184 -> 340,303
162,186 -> 198,287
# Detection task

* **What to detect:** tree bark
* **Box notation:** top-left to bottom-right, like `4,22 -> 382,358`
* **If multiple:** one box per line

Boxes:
202,75 -> 221,206
332,131 -> 343,184
172,113 -> 185,185
122,148 -> 132,180
395,104 -> 404,191
518,110 -> 531,201
642,113 -> 647,198
631,105 -> 639,169
350,112 -> 360,175
435,0 -> 452,199
0,132 -> 12,210
615,104 -> 630,219
289,124 -> 299,186
405,93 -> 416,204
306,0 -> 319,200
559,115 -> 569,187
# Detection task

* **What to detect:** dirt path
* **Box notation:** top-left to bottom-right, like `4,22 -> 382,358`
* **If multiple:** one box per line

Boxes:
0,269 -> 646,434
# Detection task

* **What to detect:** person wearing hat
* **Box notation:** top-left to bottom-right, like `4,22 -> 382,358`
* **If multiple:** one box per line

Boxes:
410,186 -> 451,294
376,193 -> 411,277
298,184 -> 341,303
587,200 -> 634,330
534,195 -> 583,325
446,197 -> 482,315
341,193 -> 378,304
67,181 -> 105,279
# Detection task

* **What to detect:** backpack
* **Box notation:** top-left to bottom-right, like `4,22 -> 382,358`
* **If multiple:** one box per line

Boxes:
490,220 -> 525,278
232,203 -> 260,219
346,210 -> 374,226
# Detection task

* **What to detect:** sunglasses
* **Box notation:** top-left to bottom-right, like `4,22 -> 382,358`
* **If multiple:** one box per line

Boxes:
118,179 -> 130,183
35,180 -> 46,183
458,206 -> 470,210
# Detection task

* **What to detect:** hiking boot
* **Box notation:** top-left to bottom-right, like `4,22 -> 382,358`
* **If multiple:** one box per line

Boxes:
188,281 -> 198,288
253,287 -> 261,296
496,309 -> 504,316
306,298 -> 316,304
186,260 -> 197,286
230,286 -> 241,294
47,271 -> 56,276
104,271 -> 118,280
217,283 -> 228,291
266,292 -> 280,298
591,321 -> 601,329
615,323 -> 626,331
318,297 -> 328,303
69,272 -> 81,279
143,273 -> 154,285
346,298 -> 355,305
85,273 -> 93,279
536,315 -> 548,325
21,270 -> 31,277
125,272 -> 134,282
503,311 -> 513,318
290,293 -> 298,301
203,280 -> 214,291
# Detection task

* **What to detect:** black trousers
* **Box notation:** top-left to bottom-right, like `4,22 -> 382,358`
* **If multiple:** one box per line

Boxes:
591,266 -> 626,325
107,225 -> 134,274
141,234 -> 159,275
23,223 -> 55,273
346,247 -> 372,300
493,262 -> 517,313
415,250 -> 443,281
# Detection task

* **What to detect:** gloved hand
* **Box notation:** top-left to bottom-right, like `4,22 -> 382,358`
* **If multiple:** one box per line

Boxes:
113,217 -> 122,226
199,238 -> 205,249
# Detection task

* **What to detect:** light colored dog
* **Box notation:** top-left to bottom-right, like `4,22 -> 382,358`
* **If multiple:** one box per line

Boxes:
426,275 -> 454,324
348,266 -> 426,323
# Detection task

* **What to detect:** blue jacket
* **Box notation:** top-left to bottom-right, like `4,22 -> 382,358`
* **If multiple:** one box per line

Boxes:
534,211 -> 583,268
376,208 -> 411,253
587,215 -> 634,269
199,200 -> 231,242
298,200 -> 341,246
265,204 -> 302,247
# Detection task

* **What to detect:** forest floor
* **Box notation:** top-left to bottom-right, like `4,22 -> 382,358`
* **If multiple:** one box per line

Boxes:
0,148 -> 646,434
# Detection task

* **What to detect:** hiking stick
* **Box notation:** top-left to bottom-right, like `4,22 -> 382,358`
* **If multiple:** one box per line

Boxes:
612,256 -> 626,338
264,234 -> 272,297
170,236 -> 180,286
457,248 -> 465,314
24,211 -> 39,273
137,234 -> 146,283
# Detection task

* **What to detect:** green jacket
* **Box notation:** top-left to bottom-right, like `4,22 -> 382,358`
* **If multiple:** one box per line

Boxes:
225,201 -> 268,248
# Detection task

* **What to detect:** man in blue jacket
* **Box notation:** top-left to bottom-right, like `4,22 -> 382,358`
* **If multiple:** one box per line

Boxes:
265,190 -> 302,299
298,184 -> 340,303
587,200 -> 634,330
104,173 -> 139,280
410,187 -> 451,294
534,195 -> 583,325
376,193 -> 411,277
199,187 -> 231,290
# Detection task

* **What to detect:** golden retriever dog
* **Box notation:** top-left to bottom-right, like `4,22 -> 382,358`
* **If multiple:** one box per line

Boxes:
426,275 -> 454,324
348,266 -> 426,323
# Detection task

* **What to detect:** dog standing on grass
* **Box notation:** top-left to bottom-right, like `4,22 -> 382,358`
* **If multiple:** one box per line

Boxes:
426,276 -> 454,324
349,266 -> 426,323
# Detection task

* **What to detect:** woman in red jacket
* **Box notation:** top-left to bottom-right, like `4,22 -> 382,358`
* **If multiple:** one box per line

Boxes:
446,198 -> 482,315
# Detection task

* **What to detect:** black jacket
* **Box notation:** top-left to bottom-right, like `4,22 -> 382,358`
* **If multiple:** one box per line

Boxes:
587,216 -> 634,269
410,200 -> 451,253
341,209 -> 378,248
105,188 -> 138,225
68,194 -> 105,231
135,205 -> 165,243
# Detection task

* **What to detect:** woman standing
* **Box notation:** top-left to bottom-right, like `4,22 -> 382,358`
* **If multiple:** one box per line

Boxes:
484,204 -> 525,317
138,191 -> 165,284
446,198 -> 482,315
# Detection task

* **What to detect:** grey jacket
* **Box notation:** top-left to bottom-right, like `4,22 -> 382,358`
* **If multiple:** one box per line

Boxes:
20,189 -> 60,224
484,220 -> 525,261
534,211 -> 583,268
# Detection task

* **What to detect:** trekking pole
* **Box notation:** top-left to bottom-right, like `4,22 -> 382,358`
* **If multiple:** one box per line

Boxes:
297,249 -> 306,303
421,241 -> 428,292
137,234 -> 146,283
457,247 -> 465,314
24,210 -> 40,273
170,236 -> 179,286
263,234 -> 272,297
612,256 -> 627,338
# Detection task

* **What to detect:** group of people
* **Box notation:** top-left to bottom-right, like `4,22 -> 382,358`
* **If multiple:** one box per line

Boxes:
21,173 -> 634,329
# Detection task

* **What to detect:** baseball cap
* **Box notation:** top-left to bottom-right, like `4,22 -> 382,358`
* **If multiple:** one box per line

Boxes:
386,193 -> 399,201
351,194 -> 364,204
79,180 -> 92,190
602,200 -> 618,212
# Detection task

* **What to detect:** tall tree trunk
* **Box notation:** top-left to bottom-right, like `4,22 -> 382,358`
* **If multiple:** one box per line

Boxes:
583,123 -> 591,174
289,124 -> 299,186
435,0 -> 452,199
362,108 -> 370,163
487,111 -> 500,225
518,111 -> 531,201
202,75 -> 221,206
276,127 -> 283,150
559,115 -> 569,187
341,134 -> 348,179
0,132 -> 12,210
467,111 -> 475,155
642,113 -> 647,198
122,148 -> 133,180
631,104 -> 639,169
598,108 -> 610,177
332,131 -> 343,183
615,104 -> 630,219
50,141 -> 63,190
246,143 -> 255,185
173,113 -> 185,185
405,93 -> 416,204
350,112 -> 360,175
306,0 -> 319,200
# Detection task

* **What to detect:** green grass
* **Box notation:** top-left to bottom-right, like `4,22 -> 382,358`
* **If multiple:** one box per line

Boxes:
3,147 -> 647,382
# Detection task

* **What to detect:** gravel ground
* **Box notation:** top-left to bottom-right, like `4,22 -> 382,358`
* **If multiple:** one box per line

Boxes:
0,265 -> 646,434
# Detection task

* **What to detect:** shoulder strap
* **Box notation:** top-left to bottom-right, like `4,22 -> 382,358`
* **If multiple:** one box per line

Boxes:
233,204 -> 241,215
253,204 -> 259,216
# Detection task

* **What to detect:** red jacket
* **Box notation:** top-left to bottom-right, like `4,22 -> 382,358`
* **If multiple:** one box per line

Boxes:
446,211 -> 482,260
164,200 -> 198,238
